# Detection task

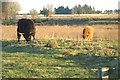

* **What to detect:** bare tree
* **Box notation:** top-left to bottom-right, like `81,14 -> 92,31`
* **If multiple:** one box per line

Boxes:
2,1 -> 21,20
43,4 -> 53,17
30,9 -> 38,18
47,4 -> 53,16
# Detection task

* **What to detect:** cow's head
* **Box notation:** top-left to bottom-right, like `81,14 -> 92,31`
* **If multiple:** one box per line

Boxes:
23,32 -> 32,41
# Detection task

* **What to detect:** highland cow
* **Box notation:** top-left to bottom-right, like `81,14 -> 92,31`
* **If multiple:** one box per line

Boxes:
17,19 -> 35,42
82,26 -> 93,40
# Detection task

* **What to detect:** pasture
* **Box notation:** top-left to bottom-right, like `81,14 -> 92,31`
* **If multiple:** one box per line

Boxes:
1,14 -> 119,78
2,39 -> 118,78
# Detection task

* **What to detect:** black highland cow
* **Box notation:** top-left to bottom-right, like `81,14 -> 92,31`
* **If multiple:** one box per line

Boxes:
17,19 -> 35,42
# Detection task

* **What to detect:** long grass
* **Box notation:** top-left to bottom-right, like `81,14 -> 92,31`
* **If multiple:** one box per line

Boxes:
1,24 -> 118,40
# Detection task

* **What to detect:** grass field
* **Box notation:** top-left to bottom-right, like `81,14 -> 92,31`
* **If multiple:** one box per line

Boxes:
1,14 -> 119,78
2,39 -> 119,78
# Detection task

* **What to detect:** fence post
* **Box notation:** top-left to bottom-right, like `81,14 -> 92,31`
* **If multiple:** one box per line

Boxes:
98,67 -> 109,80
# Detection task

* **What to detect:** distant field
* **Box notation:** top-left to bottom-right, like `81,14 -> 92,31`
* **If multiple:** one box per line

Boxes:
3,14 -> 118,25
16,14 -> 118,19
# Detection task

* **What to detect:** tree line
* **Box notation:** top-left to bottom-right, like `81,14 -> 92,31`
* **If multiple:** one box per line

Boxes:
40,4 -> 119,16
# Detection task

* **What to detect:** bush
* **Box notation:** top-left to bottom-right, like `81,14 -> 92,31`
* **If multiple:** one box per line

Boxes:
2,19 -> 17,25
33,18 -> 48,23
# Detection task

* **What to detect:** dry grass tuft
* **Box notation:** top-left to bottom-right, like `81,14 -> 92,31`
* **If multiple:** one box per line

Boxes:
45,40 -> 58,48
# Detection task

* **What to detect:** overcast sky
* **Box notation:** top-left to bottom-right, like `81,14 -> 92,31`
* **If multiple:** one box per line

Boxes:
17,0 -> 119,13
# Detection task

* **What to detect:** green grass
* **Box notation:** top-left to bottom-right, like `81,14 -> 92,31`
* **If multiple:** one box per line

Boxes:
2,18 -> 119,25
2,39 -> 119,78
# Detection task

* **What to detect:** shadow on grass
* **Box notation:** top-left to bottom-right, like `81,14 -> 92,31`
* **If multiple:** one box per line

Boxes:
2,40 -> 61,54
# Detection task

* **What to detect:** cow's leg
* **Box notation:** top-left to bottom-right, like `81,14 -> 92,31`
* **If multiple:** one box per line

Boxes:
30,32 -> 35,40
17,32 -> 21,42
32,35 -> 35,40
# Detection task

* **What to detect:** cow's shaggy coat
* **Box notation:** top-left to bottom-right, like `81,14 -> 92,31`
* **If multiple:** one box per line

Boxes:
17,19 -> 35,42
82,26 -> 93,40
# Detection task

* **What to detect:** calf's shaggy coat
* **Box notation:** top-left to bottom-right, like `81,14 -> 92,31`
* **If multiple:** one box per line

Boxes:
17,19 -> 35,42
82,26 -> 93,40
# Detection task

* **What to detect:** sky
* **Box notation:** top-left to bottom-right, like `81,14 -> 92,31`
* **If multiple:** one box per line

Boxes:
16,0 -> 119,14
